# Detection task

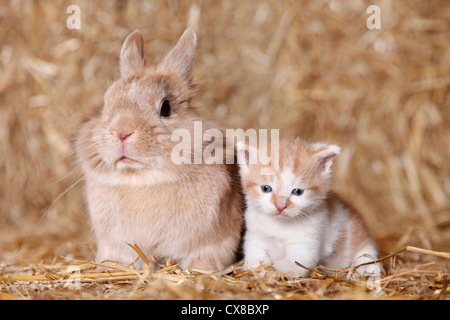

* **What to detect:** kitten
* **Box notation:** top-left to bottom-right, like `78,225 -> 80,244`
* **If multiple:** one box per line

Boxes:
236,138 -> 382,278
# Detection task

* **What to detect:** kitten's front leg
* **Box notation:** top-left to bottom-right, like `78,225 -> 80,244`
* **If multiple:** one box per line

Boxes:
278,243 -> 321,278
243,232 -> 271,271
272,260 -> 309,277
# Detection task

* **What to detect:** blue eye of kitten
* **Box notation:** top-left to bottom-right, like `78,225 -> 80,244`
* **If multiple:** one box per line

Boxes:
261,185 -> 272,193
292,188 -> 304,196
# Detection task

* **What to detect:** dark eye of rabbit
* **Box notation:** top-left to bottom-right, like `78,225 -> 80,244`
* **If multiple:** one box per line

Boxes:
160,100 -> 171,117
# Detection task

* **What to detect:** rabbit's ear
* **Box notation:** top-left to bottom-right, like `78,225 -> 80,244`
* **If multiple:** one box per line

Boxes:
120,30 -> 145,78
161,28 -> 197,83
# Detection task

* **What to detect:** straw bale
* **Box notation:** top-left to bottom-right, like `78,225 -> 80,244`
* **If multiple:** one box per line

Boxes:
0,0 -> 449,299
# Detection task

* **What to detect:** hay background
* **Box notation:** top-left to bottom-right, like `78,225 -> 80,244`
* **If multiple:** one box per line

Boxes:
0,0 -> 449,299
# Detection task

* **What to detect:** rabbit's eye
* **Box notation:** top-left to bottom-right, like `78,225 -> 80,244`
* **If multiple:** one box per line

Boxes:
160,100 -> 171,117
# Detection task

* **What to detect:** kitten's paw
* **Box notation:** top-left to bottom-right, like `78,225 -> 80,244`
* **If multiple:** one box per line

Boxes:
356,262 -> 381,276
273,261 -> 310,278
244,259 -> 271,277
355,263 -> 382,292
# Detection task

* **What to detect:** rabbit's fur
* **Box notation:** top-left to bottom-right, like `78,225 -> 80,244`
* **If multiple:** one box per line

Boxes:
76,29 -> 243,270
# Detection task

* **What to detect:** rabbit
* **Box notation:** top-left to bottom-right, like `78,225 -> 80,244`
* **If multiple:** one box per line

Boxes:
75,28 -> 243,270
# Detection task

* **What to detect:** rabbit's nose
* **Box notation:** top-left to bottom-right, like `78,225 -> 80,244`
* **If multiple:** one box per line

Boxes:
112,130 -> 134,142
117,132 -> 134,142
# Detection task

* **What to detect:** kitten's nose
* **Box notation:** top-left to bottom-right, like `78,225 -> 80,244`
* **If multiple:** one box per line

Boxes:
275,197 -> 287,212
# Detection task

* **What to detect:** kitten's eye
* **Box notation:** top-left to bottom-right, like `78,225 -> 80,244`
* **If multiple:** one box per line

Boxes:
261,185 -> 272,193
292,188 -> 304,196
160,100 -> 171,117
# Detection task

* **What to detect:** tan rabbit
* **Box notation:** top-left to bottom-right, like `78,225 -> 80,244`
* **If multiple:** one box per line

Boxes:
76,28 -> 243,270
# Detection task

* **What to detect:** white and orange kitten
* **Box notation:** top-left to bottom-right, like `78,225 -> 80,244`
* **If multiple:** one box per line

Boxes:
237,138 -> 381,278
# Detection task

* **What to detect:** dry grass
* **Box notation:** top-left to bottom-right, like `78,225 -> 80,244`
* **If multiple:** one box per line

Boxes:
1,245 -> 448,300
0,0 -> 449,299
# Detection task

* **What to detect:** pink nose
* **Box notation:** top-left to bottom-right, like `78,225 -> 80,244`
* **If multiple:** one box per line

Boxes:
276,204 -> 287,212
117,132 -> 134,142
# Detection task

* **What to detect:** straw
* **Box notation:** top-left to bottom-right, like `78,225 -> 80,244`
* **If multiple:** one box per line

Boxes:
0,0 -> 449,300
1,244 -> 448,299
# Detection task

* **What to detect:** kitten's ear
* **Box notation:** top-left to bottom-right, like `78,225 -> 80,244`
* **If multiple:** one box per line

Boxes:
120,30 -> 145,78
161,28 -> 197,84
313,143 -> 341,174
236,141 -> 258,171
